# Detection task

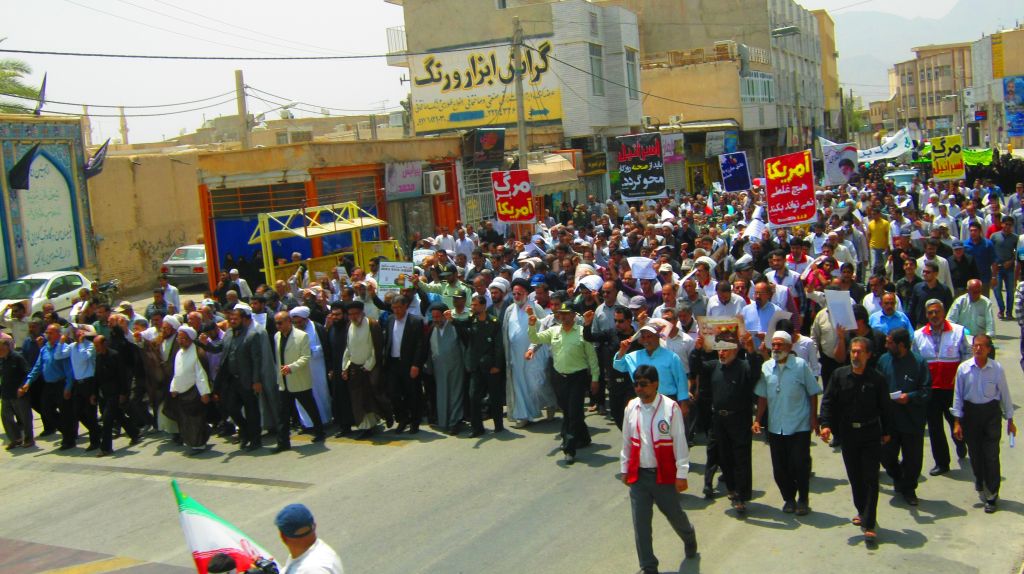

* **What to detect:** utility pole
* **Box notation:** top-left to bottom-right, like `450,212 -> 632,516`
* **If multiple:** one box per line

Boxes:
512,17 -> 528,170
235,69 -> 251,150
118,106 -> 129,145
838,88 -> 846,142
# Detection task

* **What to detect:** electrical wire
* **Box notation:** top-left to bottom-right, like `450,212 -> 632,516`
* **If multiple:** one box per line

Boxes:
112,0 -> 339,57
0,41 -> 513,61
245,92 -> 401,118
61,0 -> 291,57
522,43 -> 736,111
523,40 -> 644,116
0,89 -> 235,109
246,86 -> 402,113
28,96 -> 237,118
150,0 -> 370,57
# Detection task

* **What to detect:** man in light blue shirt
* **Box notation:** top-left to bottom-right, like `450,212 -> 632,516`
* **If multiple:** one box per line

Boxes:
52,326 -> 101,452
613,325 -> 690,412
21,324 -> 75,449
741,281 -> 784,349
753,331 -> 822,516
868,292 -> 914,335
951,334 -> 1016,513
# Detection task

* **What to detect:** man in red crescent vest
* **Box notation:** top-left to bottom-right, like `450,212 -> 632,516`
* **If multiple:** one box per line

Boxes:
620,364 -> 697,574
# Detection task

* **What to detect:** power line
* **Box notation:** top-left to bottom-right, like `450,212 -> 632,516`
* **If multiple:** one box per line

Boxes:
112,0 -> 336,57
0,41 -> 513,61
246,86 -> 402,113
150,0 -> 369,57
29,96 -> 237,118
522,43 -> 736,111
61,0 -> 289,57
0,89 -> 235,109
246,93 -> 399,119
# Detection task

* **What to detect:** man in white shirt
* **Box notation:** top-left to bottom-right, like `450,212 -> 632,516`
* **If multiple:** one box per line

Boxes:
228,269 -> 253,301
434,227 -> 456,252
454,228 -> 475,260
620,364 -> 698,573
159,275 -> 182,312
274,504 -> 345,573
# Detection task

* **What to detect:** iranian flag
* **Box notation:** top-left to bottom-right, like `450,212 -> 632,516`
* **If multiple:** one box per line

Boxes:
705,189 -> 714,215
172,480 -> 277,573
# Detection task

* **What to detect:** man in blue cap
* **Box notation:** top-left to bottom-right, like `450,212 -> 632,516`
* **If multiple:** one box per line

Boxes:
275,503 -> 344,573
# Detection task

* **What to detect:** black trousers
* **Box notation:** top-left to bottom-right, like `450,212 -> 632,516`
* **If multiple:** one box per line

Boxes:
63,379 -> 100,449
278,388 -> 323,447
767,431 -> 812,503
99,395 -> 139,453
40,382 -> 64,436
881,429 -> 925,495
387,361 -> 423,428
329,372 -> 355,429
468,366 -> 503,433
928,388 -> 965,468
552,369 -> 590,455
223,378 -> 262,446
713,412 -> 752,501
819,355 -> 841,395
839,426 -> 882,529
608,376 -> 636,430
962,400 -> 1003,499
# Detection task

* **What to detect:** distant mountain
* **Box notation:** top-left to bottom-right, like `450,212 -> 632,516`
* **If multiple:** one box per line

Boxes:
832,0 -> 1022,105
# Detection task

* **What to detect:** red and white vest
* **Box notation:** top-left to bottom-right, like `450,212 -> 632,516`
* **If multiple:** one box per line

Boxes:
625,395 -> 680,485
913,321 -> 966,391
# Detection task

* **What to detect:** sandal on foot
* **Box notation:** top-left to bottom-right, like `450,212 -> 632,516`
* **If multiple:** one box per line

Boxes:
851,515 -> 862,526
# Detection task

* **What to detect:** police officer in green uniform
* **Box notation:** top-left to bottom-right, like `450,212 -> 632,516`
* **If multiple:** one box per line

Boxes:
452,294 -> 505,437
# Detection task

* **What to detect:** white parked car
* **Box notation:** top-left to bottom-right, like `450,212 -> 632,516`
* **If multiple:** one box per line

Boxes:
0,271 -> 94,316
160,244 -> 209,287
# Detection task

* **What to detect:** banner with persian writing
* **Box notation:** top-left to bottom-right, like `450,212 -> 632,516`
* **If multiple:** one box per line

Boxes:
491,170 -> 536,223
384,161 -> 423,200
410,39 -> 562,134
931,134 -> 965,181
718,151 -> 751,193
764,150 -> 817,228
616,133 -> 666,201
857,128 -> 912,162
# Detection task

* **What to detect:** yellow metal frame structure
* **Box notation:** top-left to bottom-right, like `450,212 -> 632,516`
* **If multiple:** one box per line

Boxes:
248,201 -> 395,285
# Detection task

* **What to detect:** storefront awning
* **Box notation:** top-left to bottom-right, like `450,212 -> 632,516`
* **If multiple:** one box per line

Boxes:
528,153 -> 581,196
659,119 -> 740,134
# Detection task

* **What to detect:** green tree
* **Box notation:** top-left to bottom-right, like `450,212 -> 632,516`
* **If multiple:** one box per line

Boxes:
0,59 -> 41,114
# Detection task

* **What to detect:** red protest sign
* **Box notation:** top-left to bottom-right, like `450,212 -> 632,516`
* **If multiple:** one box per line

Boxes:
492,170 -> 536,223
764,150 -> 816,227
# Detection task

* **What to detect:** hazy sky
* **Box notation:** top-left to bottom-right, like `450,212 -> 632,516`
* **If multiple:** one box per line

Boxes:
2,0 -> 962,144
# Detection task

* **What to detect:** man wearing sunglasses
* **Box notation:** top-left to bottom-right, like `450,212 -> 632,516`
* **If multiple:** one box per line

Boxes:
620,364 -> 698,574
909,261 -> 953,328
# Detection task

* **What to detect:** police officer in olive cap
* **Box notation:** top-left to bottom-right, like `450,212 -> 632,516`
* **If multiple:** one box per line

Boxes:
274,503 -> 344,573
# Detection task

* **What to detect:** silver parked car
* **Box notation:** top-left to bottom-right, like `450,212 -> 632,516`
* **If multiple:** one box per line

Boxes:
160,244 -> 209,286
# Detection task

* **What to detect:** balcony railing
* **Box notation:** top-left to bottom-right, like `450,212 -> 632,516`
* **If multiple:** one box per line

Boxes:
386,25 -> 407,55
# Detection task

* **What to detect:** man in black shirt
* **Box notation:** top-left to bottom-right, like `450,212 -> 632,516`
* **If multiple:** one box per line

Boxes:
820,337 -> 891,542
692,332 -> 762,513
948,240 -> 979,297
583,305 -> 640,430
895,259 -> 922,313
909,261 -> 953,328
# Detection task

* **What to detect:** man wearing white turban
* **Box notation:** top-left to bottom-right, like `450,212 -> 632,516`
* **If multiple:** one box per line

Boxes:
163,325 -> 211,454
289,306 -> 332,428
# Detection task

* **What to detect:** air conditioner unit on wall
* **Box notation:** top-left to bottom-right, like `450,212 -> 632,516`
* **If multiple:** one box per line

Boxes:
669,114 -> 683,124
423,170 -> 446,195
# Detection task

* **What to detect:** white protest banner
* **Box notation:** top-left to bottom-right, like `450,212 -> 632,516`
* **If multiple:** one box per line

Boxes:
824,289 -> 857,329
857,128 -> 912,163
378,261 -> 415,290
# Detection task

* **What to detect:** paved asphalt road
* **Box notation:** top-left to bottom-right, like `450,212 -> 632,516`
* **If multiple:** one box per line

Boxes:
1,287 -> 1022,574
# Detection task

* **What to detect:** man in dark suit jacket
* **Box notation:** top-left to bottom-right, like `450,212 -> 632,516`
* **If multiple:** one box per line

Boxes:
198,306 -> 265,451
326,302 -> 354,436
383,295 -> 427,434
